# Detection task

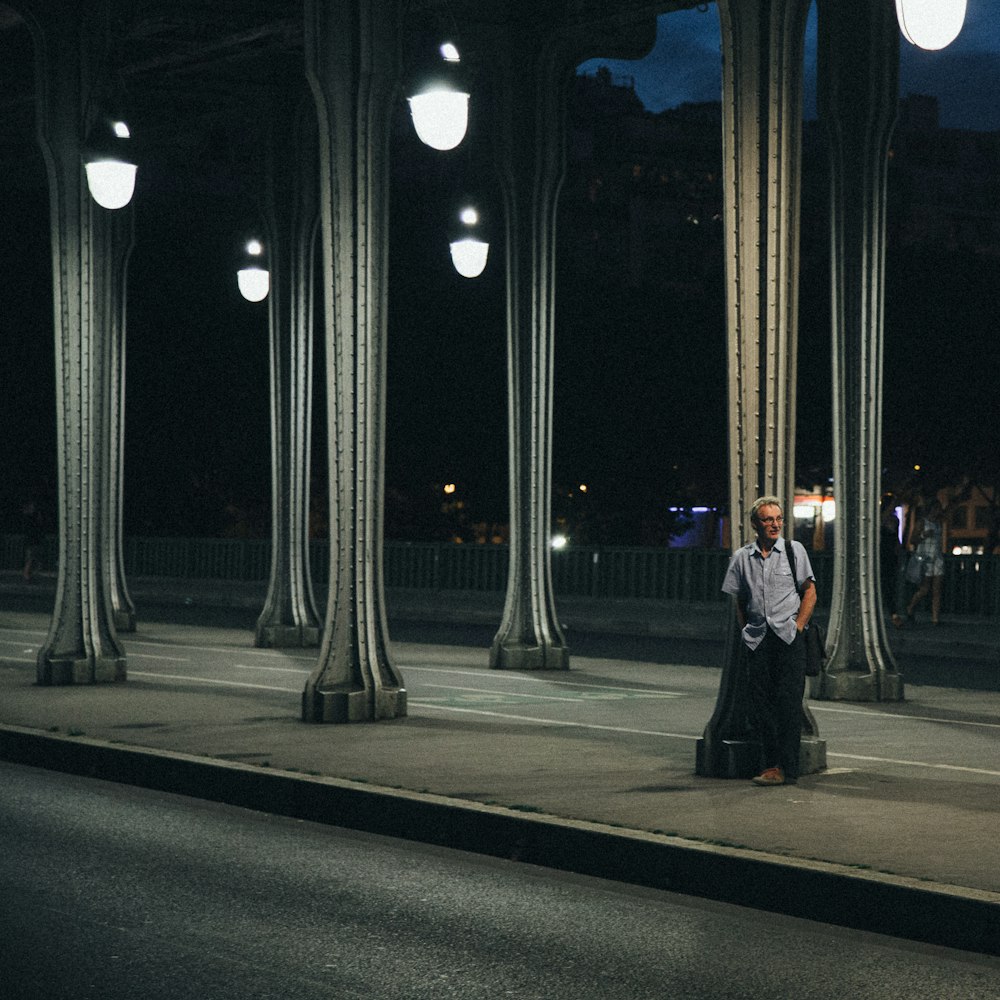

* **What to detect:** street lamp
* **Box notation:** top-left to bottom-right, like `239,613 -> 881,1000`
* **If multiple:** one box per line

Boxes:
449,205 -> 489,278
82,116 -> 137,209
237,238 -> 270,302
895,0 -> 966,50
407,42 -> 470,151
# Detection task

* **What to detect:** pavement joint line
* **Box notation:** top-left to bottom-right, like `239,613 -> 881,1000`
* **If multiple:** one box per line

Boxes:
408,702 -> 700,739
400,664 -> 689,696
126,639 -> 316,661
131,653 -> 192,662
130,670 -> 293,693
2,720 -> 1000,958
419,682 -> 681,702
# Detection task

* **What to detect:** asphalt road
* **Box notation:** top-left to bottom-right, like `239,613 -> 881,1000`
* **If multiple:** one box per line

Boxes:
2,762 -> 999,1000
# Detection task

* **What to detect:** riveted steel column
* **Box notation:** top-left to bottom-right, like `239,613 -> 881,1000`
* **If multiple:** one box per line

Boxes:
255,92 -> 322,649
697,0 -> 825,776
101,204 -> 136,634
26,1 -> 126,684
814,0 -> 903,702
487,5 -> 656,672
301,0 -> 406,721
487,8 -> 572,672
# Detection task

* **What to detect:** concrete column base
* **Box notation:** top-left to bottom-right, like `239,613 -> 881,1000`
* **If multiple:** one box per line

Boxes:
37,655 -> 127,685
489,642 -> 570,671
255,624 -> 322,649
799,736 -> 827,774
695,737 -> 762,779
114,609 -> 137,633
696,736 -> 827,779
813,670 -> 904,702
301,685 -> 406,723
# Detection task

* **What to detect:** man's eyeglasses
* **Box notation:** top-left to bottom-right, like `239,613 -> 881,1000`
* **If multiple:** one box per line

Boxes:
758,516 -> 783,526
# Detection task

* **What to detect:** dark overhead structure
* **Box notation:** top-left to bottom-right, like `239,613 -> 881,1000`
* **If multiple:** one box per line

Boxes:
1,0 -> 910,778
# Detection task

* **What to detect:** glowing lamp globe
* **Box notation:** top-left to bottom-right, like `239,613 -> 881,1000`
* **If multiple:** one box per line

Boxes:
83,119 -> 137,209
449,237 -> 489,278
237,239 -> 269,301
84,160 -> 137,210
895,0 -> 966,50
238,267 -> 270,302
408,90 -> 469,151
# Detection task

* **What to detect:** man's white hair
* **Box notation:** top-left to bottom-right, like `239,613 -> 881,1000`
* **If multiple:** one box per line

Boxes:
750,495 -> 783,524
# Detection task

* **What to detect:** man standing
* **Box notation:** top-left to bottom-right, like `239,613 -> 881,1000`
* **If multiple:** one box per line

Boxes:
722,495 -> 817,786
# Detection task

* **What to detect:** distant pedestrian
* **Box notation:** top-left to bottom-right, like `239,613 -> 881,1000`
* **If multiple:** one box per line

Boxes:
904,497 -> 947,625
721,496 -> 818,787
880,496 -> 906,629
20,501 -> 45,581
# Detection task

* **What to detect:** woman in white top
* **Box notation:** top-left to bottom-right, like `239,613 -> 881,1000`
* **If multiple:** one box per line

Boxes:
904,498 -> 947,625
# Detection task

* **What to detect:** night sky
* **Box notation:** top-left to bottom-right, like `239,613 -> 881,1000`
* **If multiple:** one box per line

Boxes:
2,4 -> 998,542
580,2 -> 1000,132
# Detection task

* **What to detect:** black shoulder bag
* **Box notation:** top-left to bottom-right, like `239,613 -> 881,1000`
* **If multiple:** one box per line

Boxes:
785,540 -> 826,677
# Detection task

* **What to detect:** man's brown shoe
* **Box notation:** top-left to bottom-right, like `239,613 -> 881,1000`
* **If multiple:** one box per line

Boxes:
752,767 -> 785,786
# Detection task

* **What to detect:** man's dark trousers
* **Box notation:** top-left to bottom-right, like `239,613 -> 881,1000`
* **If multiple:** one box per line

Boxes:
747,627 -> 806,779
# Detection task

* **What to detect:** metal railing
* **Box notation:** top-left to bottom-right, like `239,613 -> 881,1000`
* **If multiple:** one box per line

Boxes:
4,534 -> 1000,615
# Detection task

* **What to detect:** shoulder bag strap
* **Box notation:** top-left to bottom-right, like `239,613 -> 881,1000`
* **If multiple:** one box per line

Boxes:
784,538 -> 800,593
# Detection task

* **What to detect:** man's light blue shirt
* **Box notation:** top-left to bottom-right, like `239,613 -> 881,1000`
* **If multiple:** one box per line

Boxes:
721,537 -> 814,650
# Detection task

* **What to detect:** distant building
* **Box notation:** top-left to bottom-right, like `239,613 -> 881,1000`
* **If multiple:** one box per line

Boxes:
564,69 -> 723,295
942,483 -> 1000,555
888,94 -> 1000,257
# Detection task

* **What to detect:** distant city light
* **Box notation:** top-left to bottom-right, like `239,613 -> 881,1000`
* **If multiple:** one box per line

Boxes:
551,534 -> 568,550
443,483 -> 456,494
579,484 -> 588,493
914,464 -> 921,471
793,498 -> 837,523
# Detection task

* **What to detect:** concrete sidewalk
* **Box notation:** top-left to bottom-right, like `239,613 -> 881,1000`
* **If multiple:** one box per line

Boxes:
6,569 -> 1000,678
1,589 -> 999,957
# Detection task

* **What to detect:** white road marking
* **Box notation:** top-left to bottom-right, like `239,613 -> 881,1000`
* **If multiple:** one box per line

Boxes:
827,752 -> 1000,777
236,663 -> 309,675
7,628 -> 1000,770
813,704 -> 1000,730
